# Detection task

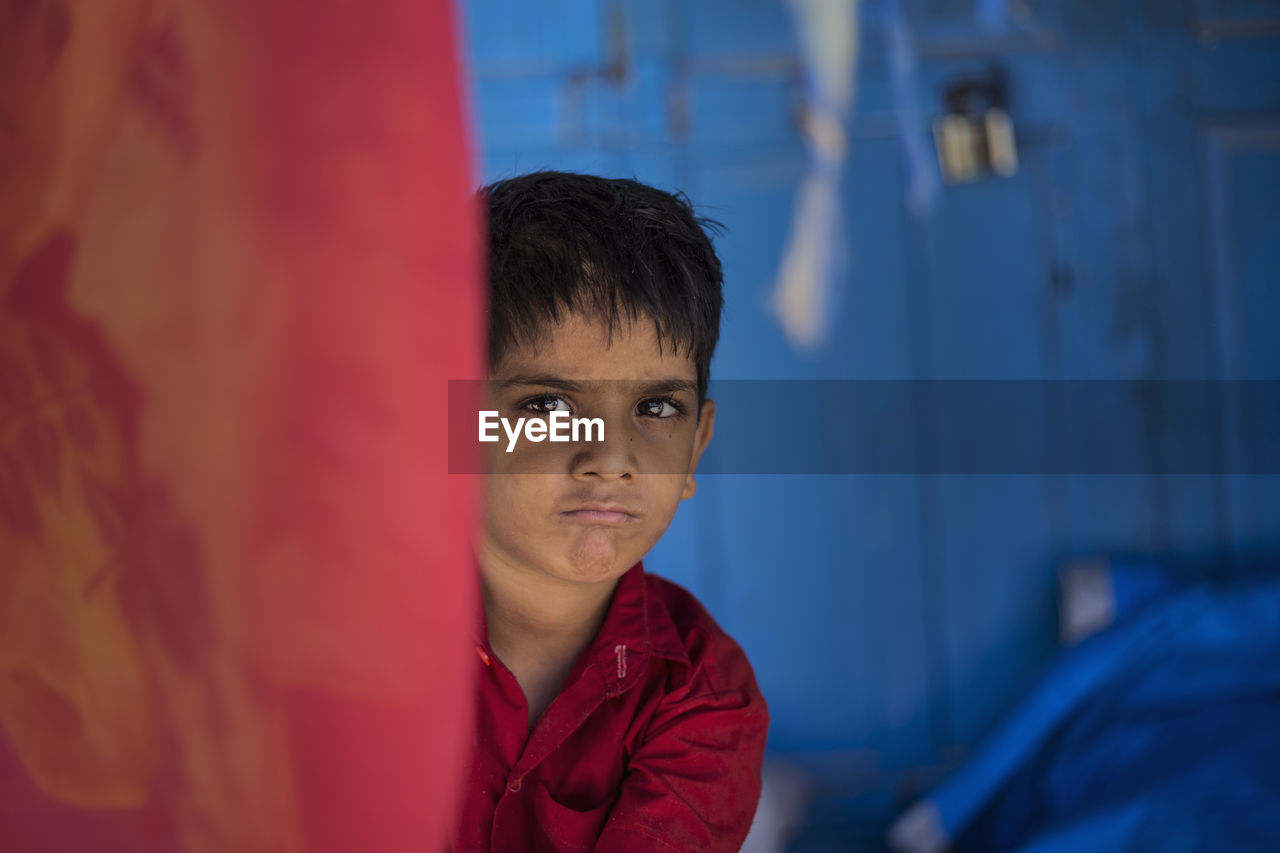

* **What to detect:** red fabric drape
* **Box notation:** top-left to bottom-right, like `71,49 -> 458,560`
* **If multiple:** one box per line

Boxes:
0,1 -> 480,850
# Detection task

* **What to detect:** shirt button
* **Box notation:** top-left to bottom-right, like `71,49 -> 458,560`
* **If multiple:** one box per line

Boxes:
508,777 -> 522,793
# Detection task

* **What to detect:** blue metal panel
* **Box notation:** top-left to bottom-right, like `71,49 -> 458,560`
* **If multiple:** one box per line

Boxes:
471,77 -> 569,151
688,150 -> 809,379
680,0 -> 797,61
618,0 -> 678,62
1193,0 -> 1280,35
684,136 -> 934,767
1207,132 -> 1280,381
682,74 -> 799,147
615,59 -> 677,147
912,146 -> 1065,744
1131,0 -> 1280,570
1202,124 -> 1280,563
479,146 -> 632,182
829,133 -> 920,379
465,0 -> 605,72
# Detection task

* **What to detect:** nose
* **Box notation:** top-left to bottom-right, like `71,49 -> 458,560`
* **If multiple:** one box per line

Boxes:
569,415 -> 637,480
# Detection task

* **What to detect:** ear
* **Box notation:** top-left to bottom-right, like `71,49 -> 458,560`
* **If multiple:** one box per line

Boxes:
681,399 -> 716,500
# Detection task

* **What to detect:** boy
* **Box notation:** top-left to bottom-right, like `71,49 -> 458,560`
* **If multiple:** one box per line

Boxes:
452,172 -> 768,852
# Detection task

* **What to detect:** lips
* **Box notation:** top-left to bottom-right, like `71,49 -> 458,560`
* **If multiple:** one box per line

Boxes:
559,502 -> 640,524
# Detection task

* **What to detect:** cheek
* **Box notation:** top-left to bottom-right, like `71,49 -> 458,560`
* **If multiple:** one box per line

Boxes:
637,427 -> 698,473
483,476 -> 544,535
485,441 -> 574,475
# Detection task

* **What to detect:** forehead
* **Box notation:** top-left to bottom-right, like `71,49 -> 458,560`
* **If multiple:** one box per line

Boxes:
491,312 -> 696,384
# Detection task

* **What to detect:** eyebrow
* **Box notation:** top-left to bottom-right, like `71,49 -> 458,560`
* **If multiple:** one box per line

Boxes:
495,375 -> 697,396
633,378 -> 698,397
495,375 -> 586,392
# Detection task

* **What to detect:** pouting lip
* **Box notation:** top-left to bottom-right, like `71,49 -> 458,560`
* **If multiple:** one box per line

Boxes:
558,503 -> 641,521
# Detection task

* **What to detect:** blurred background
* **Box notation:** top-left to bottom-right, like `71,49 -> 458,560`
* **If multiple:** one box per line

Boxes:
463,0 -> 1280,849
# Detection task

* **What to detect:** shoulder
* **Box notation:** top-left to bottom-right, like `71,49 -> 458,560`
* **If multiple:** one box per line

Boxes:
643,572 -> 765,707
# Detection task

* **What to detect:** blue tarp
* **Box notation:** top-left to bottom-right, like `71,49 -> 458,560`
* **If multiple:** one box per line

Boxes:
892,564 -> 1280,852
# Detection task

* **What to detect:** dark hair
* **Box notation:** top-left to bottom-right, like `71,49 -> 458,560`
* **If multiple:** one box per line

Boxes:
482,171 -> 724,400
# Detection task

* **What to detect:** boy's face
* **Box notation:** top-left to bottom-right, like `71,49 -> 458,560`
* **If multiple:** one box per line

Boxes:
481,312 -> 715,588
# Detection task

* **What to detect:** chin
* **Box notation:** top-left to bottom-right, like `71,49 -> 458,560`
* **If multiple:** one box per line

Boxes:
558,531 -> 636,584
558,554 -> 630,585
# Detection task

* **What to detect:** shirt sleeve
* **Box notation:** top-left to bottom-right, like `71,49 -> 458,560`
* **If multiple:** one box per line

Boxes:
594,649 -> 769,853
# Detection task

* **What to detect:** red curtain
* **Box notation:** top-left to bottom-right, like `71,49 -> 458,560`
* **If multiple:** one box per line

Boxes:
0,1 -> 481,850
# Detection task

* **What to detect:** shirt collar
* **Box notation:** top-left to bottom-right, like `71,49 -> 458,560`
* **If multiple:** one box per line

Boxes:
473,560 -> 691,660
588,562 -> 690,673
472,562 -> 691,682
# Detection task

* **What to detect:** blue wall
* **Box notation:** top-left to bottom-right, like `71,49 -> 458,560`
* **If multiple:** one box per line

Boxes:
463,0 -> 1280,799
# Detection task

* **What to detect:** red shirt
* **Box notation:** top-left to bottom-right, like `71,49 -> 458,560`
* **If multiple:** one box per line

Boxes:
452,563 -> 768,852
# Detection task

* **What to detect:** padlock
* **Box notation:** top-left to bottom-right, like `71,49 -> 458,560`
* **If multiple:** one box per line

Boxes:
933,68 -> 1019,183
